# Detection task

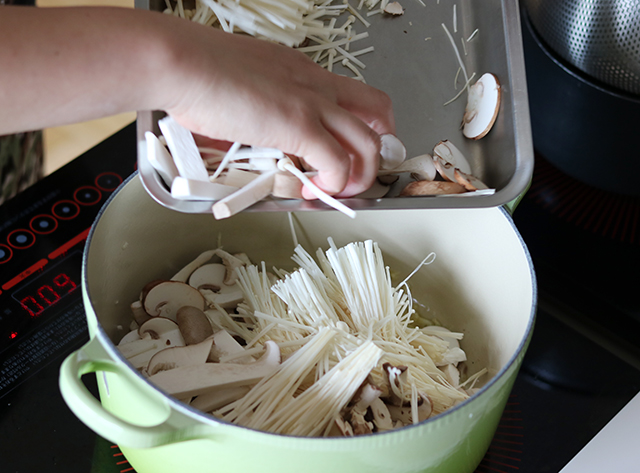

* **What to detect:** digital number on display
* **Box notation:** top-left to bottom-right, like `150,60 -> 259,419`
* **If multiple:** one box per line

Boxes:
12,252 -> 82,318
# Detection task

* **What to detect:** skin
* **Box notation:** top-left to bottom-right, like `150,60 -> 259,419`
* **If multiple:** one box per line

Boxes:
0,6 -> 396,197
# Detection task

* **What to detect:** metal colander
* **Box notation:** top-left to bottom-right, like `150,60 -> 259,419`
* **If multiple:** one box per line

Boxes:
524,0 -> 640,96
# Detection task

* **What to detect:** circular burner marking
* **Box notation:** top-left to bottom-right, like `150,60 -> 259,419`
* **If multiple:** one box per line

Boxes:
0,244 -> 13,264
52,200 -> 80,220
74,186 -> 102,206
95,172 -> 123,191
7,229 -> 36,249
29,215 -> 58,235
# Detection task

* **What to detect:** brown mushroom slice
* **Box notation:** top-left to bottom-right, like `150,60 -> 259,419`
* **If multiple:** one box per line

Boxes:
147,338 -> 214,376
379,134 -> 407,170
203,285 -> 245,310
191,385 -> 252,412
453,168 -> 490,192
176,306 -> 214,345
400,180 -> 467,196
378,154 -> 436,181
188,263 -> 226,291
130,300 -> 152,327
147,341 -> 281,398
370,398 -> 394,431
433,141 -> 472,175
462,72 -> 501,140
143,280 -> 206,322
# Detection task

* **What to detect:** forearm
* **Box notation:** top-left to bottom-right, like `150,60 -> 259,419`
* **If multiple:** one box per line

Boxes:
0,6 -> 177,134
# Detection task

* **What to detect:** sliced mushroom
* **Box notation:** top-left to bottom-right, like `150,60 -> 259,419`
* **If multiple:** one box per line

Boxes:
176,306 -> 214,345
170,176 -> 238,201
383,1 -> 404,15
202,286 -> 245,310
354,179 -> 391,199
138,317 -> 184,342
400,180 -> 467,196
143,280 -> 206,322
440,364 -> 461,388
328,416 -> 354,437
188,263 -> 226,291
130,300 -> 152,327
147,340 -> 281,398
379,134 -> 407,170
119,320 -> 185,370
462,72 -> 501,140
118,329 -> 141,345
454,168 -> 489,191
147,337 -> 214,376
370,398 -> 394,431
378,154 -> 436,181
171,249 -> 217,283
433,141 -> 472,175
214,249 -> 247,285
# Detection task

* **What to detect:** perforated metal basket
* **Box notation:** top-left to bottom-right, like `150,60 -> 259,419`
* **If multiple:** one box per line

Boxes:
524,0 -> 640,96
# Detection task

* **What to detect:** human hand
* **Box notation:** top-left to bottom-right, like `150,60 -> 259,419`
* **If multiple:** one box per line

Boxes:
155,21 -> 396,198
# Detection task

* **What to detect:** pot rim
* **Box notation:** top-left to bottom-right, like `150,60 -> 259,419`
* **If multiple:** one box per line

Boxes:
83,172 -> 538,442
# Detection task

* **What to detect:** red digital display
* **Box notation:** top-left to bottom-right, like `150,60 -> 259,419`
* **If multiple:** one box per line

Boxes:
12,251 -> 82,320
19,273 -> 78,317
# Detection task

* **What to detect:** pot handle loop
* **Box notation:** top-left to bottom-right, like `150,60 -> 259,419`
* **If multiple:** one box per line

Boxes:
59,336 -> 221,449
503,177 -> 532,215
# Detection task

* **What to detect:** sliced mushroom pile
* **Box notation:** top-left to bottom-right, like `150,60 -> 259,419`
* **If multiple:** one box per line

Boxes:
117,240 -> 486,437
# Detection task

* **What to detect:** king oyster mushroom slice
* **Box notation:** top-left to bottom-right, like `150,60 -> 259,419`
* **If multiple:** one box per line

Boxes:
176,306 -> 214,345
213,249 -> 247,286
440,364 -> 461,388
209,329 -> 255,364
142,280 -> 206,322
147,340 -> 281,398
433,141 -> 472,176
118,328 -> 142,345
147,337 -> 214,376
130,300 -> 151,327
190,385 -> 252,412
462,72 -> 501,140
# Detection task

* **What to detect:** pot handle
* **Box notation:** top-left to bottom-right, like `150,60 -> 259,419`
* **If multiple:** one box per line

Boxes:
59,336 -> 221,449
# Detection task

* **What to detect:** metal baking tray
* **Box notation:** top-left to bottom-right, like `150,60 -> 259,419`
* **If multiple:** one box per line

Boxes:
135,0 -> 533,213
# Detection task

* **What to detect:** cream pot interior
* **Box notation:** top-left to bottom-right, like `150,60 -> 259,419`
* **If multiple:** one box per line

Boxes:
67,174 -> 536,473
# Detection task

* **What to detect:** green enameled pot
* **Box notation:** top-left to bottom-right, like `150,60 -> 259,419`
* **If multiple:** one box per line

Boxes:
60,174 -> 536,473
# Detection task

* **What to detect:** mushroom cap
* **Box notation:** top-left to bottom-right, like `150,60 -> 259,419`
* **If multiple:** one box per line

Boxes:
176,306 -> 214,345
433,141 -> 471,175
143,281 -> 206,322
147,337 -> 214,376
462,72 -> 501,140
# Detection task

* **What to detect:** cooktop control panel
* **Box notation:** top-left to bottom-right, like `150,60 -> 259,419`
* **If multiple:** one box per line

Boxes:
0,124 -> 136,398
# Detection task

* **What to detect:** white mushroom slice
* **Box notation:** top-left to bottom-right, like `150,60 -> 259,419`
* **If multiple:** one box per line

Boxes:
145,131 -> 179,187
205,286 -> 244,309
354,179 -> 391,199
147,338 -> 214,376
400,180 -> 467,196
438,346 -> 467,366
118,329 -> 141,345
370,398 -> 394,431
188,263 -> 226,291
119,328 -> 186,370
158,116 -> 209,182
143,281 -> 206,322
176,306 -> 214,345
462,72 -> 501,140
379,134 -> 407,170
147,341 -> 281,398
210,329 -> 254,364
171,249 -> 217,283
378,154 -> 436,181
191,386 -> 252,412
233,253 -> 253,267
383,1 -> 404,15
454,168 -> 490,191
433,141 -> 472,175
212,170 -> 277,220
213,249 -> 247,285
329,416 -> 354,437
170,176 -> 238,201
138,317 -> 183,340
